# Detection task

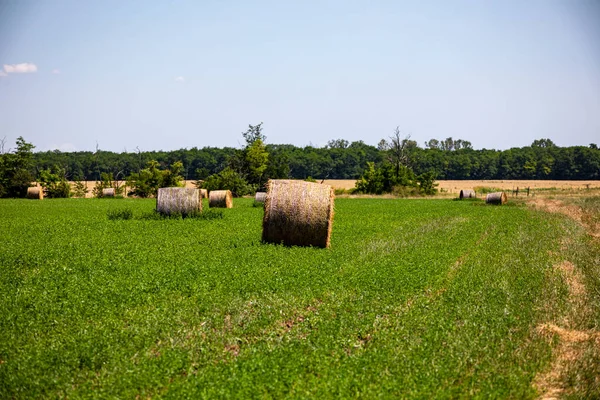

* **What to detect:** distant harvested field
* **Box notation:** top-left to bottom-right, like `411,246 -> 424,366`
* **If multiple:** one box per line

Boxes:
437,180 -> 600,193
48,179 -> 600,198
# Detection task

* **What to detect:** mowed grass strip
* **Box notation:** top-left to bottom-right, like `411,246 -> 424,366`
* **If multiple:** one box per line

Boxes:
0,198 -> 570,398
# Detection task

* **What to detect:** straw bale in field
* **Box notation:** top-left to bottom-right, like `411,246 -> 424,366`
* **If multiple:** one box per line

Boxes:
157,187 -> 202,215
199,188 -> 208,199
255,192 -> 267,203
459,189 -> 476,199
209,190 -> 233,208
486,191 -> 507,205
26,187 -> 43,200
102,188 -> 115,197
262,179 -> 334,248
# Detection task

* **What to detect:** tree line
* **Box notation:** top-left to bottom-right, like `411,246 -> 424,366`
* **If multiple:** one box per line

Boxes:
1,128 -> 599,198
30,136 -> 599,182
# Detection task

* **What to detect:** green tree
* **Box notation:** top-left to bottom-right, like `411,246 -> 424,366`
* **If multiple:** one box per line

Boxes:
127,160 -> 184,197
201,167 -> 252,197
246,139 -> 269,187
39,166 -> 71,198
0,136 -> 35,198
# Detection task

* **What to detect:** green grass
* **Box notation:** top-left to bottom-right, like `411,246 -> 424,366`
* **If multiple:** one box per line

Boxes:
0,197 -> 582,398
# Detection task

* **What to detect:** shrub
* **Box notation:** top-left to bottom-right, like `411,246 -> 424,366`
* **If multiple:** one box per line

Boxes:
107,208 -> 134,220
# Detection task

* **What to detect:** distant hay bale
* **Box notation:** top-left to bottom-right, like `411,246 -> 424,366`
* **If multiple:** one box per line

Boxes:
26,187 -> 43,200
459,189 -> 476,199
199,189 -> 208,199
102,188 -> 115,197
486,191 -> 507,205
262,179 -> 334,248
255,192 -> 267,203
209,190 -> 233,208
157,187 -> 202,215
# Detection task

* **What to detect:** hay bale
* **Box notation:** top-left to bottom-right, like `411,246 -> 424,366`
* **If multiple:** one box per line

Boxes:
486,191 -> 507,205
102,188 -> 115,197
255,192 -> 267,203
262,179 -> 334,248
209,190 -> 233,208
199,189 -> 208,199
157,187 -> 202,215
26,187 -> 43,200
459,189 -> 476,199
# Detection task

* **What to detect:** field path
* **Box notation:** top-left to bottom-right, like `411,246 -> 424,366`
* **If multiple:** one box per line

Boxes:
529,199 -> 600,399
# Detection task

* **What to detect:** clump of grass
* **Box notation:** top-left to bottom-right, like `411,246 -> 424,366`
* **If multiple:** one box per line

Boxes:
107,208 -> 133,220
334,188 -> 347,195
473,186 -> 504,194
252,200 -> 264,208
139,209 -> 223,220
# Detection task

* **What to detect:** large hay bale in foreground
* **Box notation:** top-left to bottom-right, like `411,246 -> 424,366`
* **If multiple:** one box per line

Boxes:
209,190 -> 233,208
255,192 -> 267,203
486,191 -> 507,205
262,180 -> 334,248
199,189 -> 208,199
102,188 -> 115,197
459,189 -> 476,199
26,187 -> 43,200
157,187 -> 202,215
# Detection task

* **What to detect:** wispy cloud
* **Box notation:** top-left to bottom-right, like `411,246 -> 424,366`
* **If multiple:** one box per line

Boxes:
0,70 -> 7,77
51,69 -> 60,74
174,76 -> 185,83
3,63 -> 38,73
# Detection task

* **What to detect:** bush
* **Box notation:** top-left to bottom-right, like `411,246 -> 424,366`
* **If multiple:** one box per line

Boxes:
139,209 -> 224,220
107,208 -> 133,220
201,167 -> 253,197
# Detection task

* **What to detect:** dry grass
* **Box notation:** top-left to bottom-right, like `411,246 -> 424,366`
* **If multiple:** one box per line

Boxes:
262,179 -> 335,248
209,190 -> 233,208
26,187 -> 43,200
156,187 -> 202,216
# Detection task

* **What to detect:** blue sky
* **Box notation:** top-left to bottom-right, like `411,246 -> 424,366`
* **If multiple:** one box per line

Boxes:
1,0 -> 599,152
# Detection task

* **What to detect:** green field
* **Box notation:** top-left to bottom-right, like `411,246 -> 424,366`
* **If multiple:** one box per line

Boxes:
0,197 -> 597,398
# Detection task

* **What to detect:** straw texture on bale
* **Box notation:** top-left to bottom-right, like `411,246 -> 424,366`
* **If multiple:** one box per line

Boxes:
199,188 -> 208,199
209,190 -> 233,208
102,188 -> 115,197
26,187 -> 43,200
156,187 -> 202,215
262,179 -> 335,248
459,189 -> 476,199
254,192 -> 267,203
486,191 -> 507,205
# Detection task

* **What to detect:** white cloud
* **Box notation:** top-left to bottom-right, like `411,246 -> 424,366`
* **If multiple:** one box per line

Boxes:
3,63 -> 38,73
174,76 -> 185,82
51,69 -> 60,74
0,70 -> 7,77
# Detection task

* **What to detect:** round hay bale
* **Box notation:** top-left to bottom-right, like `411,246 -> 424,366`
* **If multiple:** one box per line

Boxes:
209,190 -> 233,208
157,187 -> 202,215
26,187 -> 43,200
199,188 -> 208,199
262,179 -> 334,248
255,192 -> 267,203
459,189 -> 476,199
486,191 -> 507,205
102,188 -> 115,197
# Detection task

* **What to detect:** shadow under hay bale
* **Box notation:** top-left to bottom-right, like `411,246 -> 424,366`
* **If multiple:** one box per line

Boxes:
486,191 -> 507,205
199,188 -> 208,199
209,190 -> 233,208
156,187 -> 202,216
102,188 -> 115,197
255,192 -> 267,203
262,179 -> 334,248
459,189 -> 476,199
26,187 -> 43,200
